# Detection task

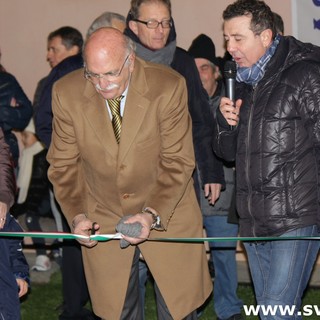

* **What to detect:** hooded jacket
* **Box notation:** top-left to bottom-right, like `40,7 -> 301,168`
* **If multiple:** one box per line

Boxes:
213,36 -> 320,237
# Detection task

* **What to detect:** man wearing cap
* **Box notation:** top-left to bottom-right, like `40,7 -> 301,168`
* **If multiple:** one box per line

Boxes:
189,34 -> 243,320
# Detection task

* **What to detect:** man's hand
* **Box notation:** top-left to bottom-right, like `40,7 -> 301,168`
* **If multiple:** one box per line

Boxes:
116,213 -> 153,248
220,97 -> 242,126
204,183 -> 222,205
0,201 -> 7,230
16,278 -> 28,297
71,213 -> 100,247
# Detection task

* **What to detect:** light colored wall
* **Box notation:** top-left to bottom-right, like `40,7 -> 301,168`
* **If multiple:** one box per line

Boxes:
0,0 -> 292,100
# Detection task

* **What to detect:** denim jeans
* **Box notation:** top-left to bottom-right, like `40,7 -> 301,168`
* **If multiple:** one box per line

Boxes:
243,225 -> 320,320
203,215 -> 243,319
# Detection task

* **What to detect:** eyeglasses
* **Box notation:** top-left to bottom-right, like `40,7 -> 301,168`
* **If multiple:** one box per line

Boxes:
84,54 -> 130,83
133,18 -> 172,29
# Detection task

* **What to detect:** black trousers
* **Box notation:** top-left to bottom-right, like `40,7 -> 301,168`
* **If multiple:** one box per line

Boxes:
119,247 -> 197,320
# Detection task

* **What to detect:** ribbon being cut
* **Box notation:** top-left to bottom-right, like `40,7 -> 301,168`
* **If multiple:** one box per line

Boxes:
0,231 -> 319,242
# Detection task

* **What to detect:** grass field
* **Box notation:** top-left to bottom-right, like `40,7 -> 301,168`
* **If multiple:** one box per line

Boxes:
20,271 -> 320,320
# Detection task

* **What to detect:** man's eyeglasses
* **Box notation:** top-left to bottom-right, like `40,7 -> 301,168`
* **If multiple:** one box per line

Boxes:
133,19 -> 172,29
84,54 -> 130,83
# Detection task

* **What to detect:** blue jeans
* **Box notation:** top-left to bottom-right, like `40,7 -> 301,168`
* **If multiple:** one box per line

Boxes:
243,225 -> 320,320
203,215 -> 243,319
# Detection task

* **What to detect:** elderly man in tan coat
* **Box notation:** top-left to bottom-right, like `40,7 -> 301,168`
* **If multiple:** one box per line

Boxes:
47,27 -> 212,320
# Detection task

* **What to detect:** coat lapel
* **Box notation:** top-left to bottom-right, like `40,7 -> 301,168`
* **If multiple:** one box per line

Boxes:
80,58 -> 150,162
118,58 -> 150,164
82,81 -> 119,158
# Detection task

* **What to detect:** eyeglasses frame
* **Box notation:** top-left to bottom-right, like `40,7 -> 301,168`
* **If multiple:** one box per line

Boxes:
84,54 -> 130,82
132,18 -> 172,29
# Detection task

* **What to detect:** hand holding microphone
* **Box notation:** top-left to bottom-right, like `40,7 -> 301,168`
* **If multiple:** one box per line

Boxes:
223,60 -> 238,130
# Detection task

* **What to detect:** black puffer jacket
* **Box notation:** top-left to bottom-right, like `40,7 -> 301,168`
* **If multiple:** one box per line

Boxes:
213,36 -> 320,237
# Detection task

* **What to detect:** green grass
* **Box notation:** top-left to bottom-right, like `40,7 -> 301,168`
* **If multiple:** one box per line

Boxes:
21,271 -> 320,319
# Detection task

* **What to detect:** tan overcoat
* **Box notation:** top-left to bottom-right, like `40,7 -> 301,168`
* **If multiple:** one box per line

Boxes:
47,57 -> 212,320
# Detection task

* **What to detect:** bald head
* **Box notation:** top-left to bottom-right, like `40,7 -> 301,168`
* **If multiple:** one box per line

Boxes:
83,27 -> 136,100
84,27 -> 129,65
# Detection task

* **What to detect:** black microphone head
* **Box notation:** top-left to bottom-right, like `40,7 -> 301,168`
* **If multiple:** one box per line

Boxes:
224,60 -> 237,79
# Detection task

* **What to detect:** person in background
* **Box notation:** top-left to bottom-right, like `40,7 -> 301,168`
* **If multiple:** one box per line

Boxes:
0,51 -> 32,168
213,1 -> 320,319
272,11 -> 284,35
0,127 -> 30,320
86,11 -> 126,38
124,1 -> 224,314
11,119 -> 53,272
47,26 -> 212,320
188,33 -> 243,320
35,26 -> 84,147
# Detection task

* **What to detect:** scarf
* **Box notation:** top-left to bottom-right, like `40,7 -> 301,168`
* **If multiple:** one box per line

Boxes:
17,141 -> 44,204
236,34 -> 281,85
124,12 -> 177,66
134,40 -> 176,66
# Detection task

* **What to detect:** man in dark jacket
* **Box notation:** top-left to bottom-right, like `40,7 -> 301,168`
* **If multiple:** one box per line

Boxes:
124,1 -> 224,315
214,1 -> 320,319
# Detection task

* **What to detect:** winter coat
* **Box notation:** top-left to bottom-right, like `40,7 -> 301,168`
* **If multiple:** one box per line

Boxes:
124,19 -> 225,201
0,72 -> 32,165
34,54 -> 83,148
47,57 -> 212,320
213,36 -> 320,237
0,213 -> 30,320
0,128 -> 15,208
0,128 -> 29,319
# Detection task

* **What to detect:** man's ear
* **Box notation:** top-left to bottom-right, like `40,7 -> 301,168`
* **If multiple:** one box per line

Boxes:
260,29 -> 273,48
69,45 -> 81,56
129,20 -> 139,36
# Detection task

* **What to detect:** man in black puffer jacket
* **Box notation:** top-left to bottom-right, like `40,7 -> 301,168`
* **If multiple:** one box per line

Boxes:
213,1 -> 320,319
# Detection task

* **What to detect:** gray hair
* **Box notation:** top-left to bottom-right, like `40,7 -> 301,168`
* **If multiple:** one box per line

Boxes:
86,12 -> 126,38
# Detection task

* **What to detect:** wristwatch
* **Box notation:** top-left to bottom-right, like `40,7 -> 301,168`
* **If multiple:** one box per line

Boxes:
142,207 -> 161,230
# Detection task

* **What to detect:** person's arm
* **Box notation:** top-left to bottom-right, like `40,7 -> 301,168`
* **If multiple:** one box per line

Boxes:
0,75 -> 32,131
213,97 -> 242,162
0,128 -> 15,228
7,215 -> 30,296
187,61 -> 225,188
34,73 -> 56,148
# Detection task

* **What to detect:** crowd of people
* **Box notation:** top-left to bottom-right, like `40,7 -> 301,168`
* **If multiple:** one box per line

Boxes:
1,0 -> 320,319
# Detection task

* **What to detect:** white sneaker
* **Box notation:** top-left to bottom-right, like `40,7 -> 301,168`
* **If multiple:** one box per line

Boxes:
31,255 -> 52,271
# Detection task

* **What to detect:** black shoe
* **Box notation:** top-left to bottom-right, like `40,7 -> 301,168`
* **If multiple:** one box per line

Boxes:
217,313 -> 243,320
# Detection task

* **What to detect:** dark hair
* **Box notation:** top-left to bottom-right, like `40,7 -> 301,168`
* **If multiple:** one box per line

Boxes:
48,26 -> 83,52
223,0 -> 276,39
129,0 -> 171,19
272,11 -> 284,35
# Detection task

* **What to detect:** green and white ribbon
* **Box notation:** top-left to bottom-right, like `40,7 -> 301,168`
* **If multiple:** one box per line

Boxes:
0,231 -> 319,242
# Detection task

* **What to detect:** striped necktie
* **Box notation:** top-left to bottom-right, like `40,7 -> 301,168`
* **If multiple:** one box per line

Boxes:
108,96 -> 124,144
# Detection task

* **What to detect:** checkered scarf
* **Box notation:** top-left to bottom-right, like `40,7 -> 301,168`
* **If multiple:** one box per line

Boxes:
236,34 -> 281,85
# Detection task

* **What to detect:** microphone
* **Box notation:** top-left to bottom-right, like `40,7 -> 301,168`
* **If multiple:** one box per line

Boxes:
224,60 -> 237,130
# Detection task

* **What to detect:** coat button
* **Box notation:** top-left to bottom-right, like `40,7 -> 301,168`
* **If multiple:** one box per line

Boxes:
122,193 -> 130,199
